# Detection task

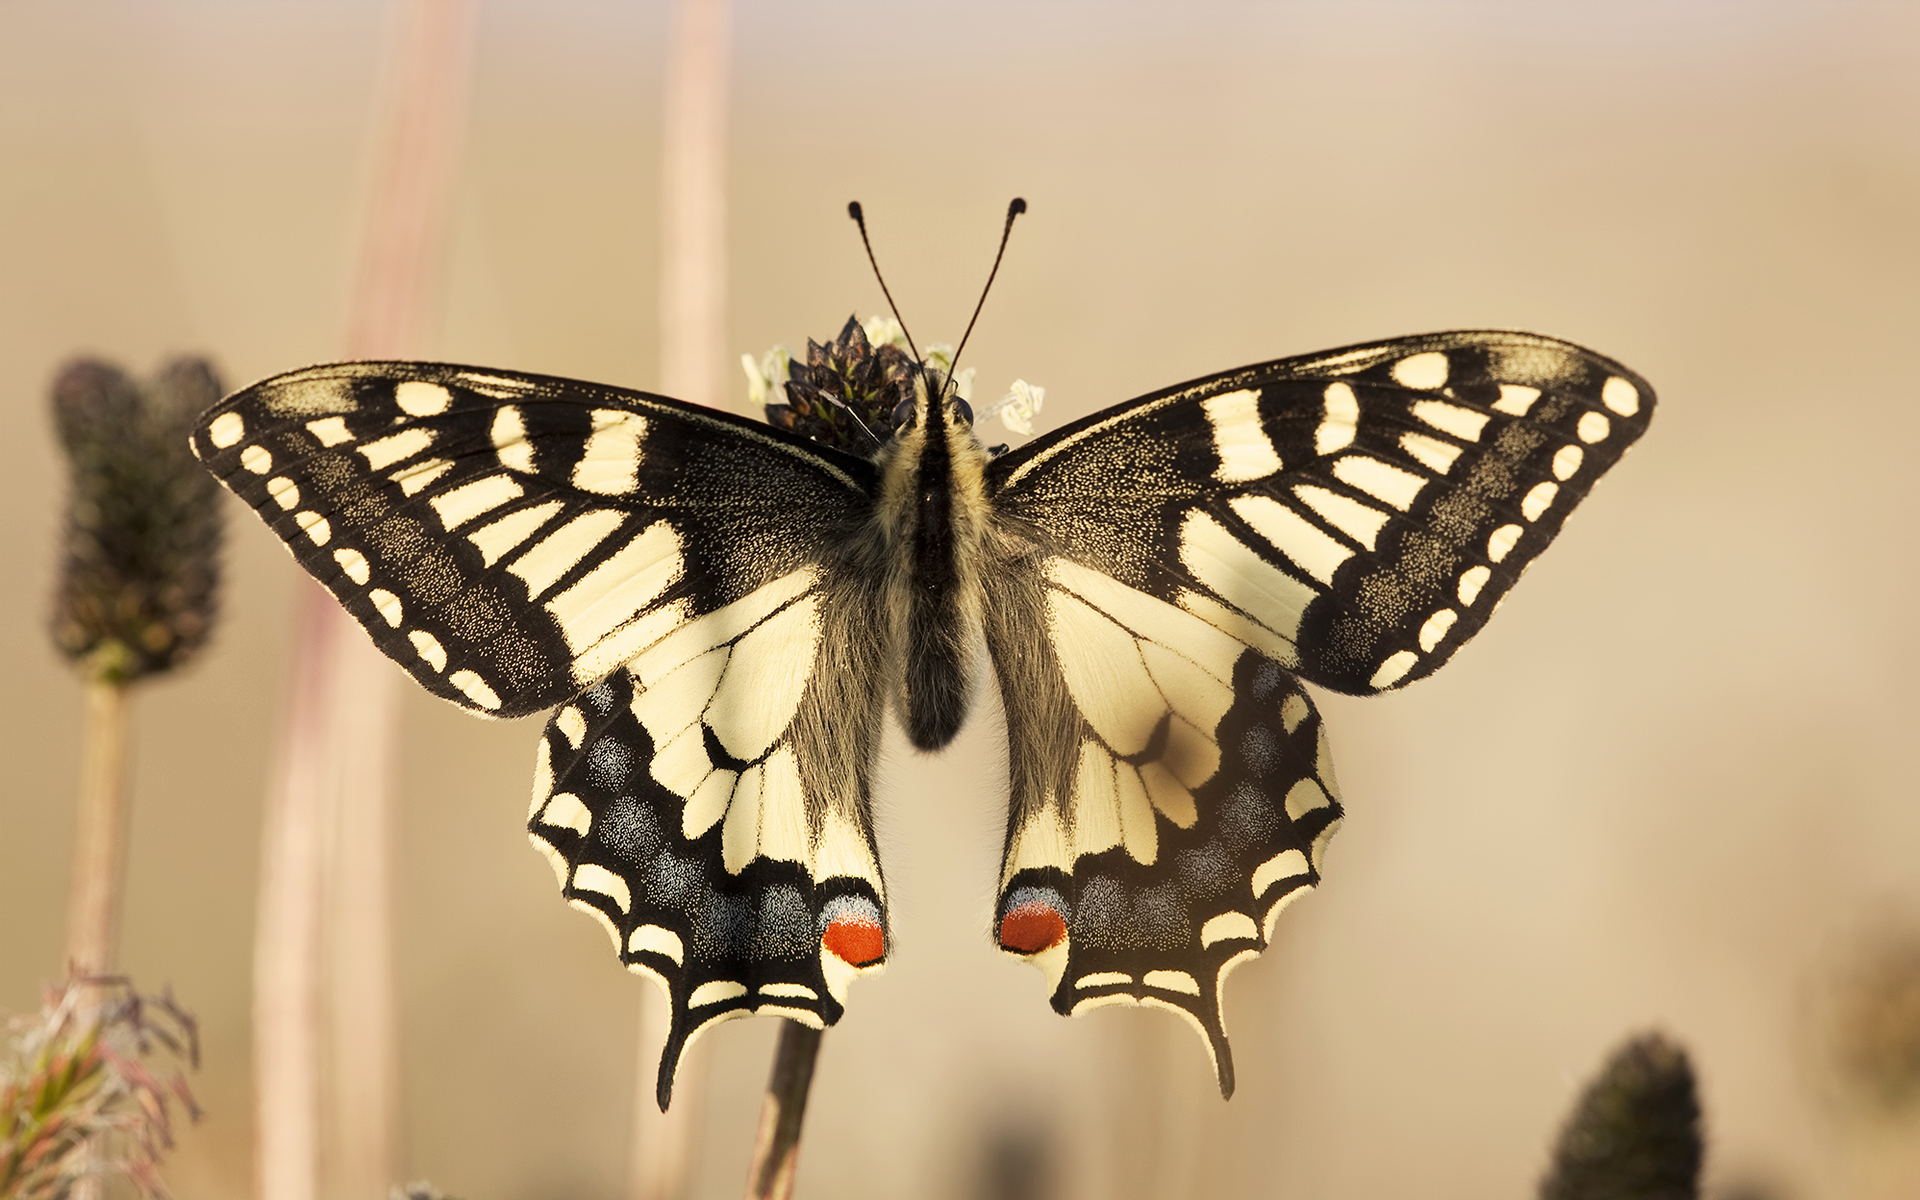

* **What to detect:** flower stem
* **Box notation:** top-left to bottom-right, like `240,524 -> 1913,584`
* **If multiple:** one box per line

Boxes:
65,678 -> 131,976
742,1021 -> 823,1200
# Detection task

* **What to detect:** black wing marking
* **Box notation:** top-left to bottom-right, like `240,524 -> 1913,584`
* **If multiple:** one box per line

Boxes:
988,330 -> 1655,695
527,572 -> 893,1108
980,554 -> 1340,1097
192,361 -> 875,717
982,330 -> 1651,1093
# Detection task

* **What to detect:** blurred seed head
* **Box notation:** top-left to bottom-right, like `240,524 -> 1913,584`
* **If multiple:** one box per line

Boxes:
1827,916 -> 1920,1115
0,975 -> 201,1200
1540,1032 -> 1703,1200
49,357 -> 225,685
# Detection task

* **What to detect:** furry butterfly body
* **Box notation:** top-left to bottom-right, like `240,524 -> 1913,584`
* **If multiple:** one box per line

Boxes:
193,325 -> 1652,1107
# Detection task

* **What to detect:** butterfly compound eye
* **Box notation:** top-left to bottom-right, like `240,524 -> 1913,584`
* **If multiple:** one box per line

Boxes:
891,396 -> 916,430
951,397 -> 974,425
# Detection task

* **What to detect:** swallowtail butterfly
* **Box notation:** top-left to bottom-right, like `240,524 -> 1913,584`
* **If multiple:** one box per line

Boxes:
194,310 -> 1650,1108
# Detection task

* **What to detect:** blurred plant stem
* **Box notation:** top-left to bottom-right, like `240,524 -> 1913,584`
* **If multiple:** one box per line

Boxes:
743,1022 -> 822,1200
631,1 -> 729,1197
250,3 -> 473,1199
64,681 -> 131,979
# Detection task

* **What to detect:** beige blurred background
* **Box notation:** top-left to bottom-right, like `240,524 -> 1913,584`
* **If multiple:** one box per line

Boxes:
4,2 -> 1919,1197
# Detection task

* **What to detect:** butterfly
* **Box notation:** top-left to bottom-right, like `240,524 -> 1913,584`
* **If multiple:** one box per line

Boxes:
193,319 -> 1652,1109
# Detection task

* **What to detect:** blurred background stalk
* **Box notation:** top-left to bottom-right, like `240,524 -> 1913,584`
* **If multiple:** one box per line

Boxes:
250,2 -> 474,1199
630,0 -> 730,1197
64,680 -> 131,979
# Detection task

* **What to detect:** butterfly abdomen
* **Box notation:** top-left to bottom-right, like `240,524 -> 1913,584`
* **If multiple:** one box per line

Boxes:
878,379 -> 991,751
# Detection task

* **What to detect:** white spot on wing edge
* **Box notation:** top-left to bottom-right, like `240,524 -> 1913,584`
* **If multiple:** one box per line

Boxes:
1391,351 -> 1449,389
333,548 -> 370,585
1143,969 -> 1201,996
690,979 -> 748,1007
408,630 -> 447,672
448,669 -> 500,710
1201,388 -> 1281,482
539,792 -> 590,835
1601,375 -> 1641,416
1521,481 -> 1559,521
570,864 -> 631,913
1488,524 -> 1522,563
208,411 -> 245,448
268,477 -> 300,509
1552,444 -> 1584,480
1418,608 -> 1457,652
1458,565 -> 1492,606
628,924 -> 684,965
295,511 -> 331,546
1577,411 -> 1611,443
1369,649 -> 1419,689
395,380 -> 451,416
555,706 -> 586,748
760,982 -> 817,1000
241,445 -> 273,473
1077,971 -> 1131,989
1199,911 -> 1259,947
368,588 -> 402,627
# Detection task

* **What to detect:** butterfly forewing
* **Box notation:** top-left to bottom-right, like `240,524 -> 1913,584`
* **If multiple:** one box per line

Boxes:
984,331 -> 1652,1093
194,361 -> 896,1109
192,361 -> 876,717
989,331 -> 1654,695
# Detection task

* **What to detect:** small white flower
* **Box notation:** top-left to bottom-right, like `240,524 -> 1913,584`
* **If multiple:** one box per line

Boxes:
862,314 -> 907,350
741,345 -> 792,408
998,379 -> 1045,435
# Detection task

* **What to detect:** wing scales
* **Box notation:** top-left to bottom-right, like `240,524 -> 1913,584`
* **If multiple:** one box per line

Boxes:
527,567 -> 892,1109
983,555 -> 1342,1096
984,330 -> 1650,1094
192,361 -> 875,718
989,330 -> 1655,695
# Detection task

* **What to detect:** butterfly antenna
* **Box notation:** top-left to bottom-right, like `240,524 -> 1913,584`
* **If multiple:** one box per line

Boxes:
947,197 -> 1027,383
847,201 -> 921,361
821,393 -> 882,449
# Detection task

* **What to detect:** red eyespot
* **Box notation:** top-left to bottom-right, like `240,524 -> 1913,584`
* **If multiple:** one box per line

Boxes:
823,912 -> 886,967
998,901 -> 1068,954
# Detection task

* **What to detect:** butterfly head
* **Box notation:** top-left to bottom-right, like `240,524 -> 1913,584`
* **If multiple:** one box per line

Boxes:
889,365 -> 975,436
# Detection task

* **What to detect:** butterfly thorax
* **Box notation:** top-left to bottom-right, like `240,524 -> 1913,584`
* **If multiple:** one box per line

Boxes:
875,369 -> 992,751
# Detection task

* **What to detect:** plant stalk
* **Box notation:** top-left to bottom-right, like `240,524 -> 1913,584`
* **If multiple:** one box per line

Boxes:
743,1021 -> 824,1200
65,678 -> 132,977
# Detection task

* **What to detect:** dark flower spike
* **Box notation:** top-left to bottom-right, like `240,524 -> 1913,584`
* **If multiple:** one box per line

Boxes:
1540,1032 -> 1703,1200
765,316 -> 917,454
50,357 -> 226,685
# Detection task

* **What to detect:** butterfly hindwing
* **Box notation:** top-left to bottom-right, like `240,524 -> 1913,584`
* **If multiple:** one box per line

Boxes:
984,331 -> 1652,1092
988,330 -> 1654,695
984,554 -> 1341,1096
527,593 -> 892,1108
192,361 -> 876,717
